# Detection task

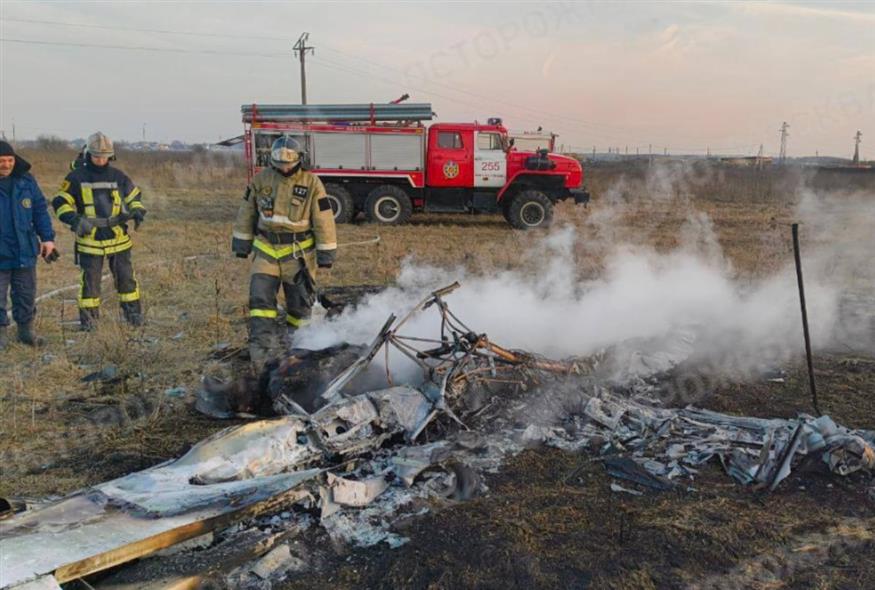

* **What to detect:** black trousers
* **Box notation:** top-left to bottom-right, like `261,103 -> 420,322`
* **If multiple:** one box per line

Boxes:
248,260 -> 316,365
248,263 -> 316,329
78,250 -> 141,322
0,267 -> 37,327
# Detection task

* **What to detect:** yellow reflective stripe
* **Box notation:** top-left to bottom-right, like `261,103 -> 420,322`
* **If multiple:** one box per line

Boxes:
128,200 -> 145,211
118,286 -> 140,302
79,270 -> 90,308
124,187 -> 141,204
55,191 -> 76,206
110,190 -> 121,217
252,237 -> 315,259
286,314 -> 309,327
250,309 -> 278,319
79,268 -> 100,309
76,240 -> 133,256
76,234 -> 131,248
56,204 -> 76,216
81,186 -> 96,218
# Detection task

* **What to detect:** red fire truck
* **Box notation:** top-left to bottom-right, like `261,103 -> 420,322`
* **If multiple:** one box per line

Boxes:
241,103 -> 589,229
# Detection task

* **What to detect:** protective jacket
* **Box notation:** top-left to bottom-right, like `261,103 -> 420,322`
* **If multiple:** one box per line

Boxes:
52,159 -> 145,256
0,156 -> 55,270
233,166 -> 337,367
232,167 -> 337,274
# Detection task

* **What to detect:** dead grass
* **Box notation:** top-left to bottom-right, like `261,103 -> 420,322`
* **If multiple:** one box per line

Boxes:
0,149 -> 872,586
0,151 -> 855,496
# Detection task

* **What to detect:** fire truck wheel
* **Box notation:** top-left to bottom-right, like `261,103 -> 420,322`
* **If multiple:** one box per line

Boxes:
324,184 -> 355,224
506,190 -> 554,229
365,185 -> 413,225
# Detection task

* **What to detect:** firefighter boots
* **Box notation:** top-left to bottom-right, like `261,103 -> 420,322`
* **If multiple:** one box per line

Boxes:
17,322 -> 44,347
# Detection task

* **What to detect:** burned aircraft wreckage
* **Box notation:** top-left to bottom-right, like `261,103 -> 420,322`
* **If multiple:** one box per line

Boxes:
2,283 -> 873,589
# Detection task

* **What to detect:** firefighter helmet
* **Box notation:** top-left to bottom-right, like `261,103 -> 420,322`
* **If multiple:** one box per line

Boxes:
270,136 -> 303,167
87,132 -> 114,158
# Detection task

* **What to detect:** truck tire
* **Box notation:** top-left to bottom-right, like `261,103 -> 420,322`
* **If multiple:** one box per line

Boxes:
365,185 -> 413,225
324,183 -> 355,224
505,190 -> 554,229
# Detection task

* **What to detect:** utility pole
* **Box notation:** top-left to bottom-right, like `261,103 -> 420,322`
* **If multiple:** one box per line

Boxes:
293,32 -> 315,105
779,121 -> 789,161
853,130 -> 862,165
142,123 -> 146,142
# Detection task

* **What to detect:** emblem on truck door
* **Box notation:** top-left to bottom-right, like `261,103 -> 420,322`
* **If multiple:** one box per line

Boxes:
443,161 -> 460,179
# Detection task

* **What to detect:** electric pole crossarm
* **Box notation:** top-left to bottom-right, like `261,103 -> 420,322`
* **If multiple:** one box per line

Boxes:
293,32 -> 315,105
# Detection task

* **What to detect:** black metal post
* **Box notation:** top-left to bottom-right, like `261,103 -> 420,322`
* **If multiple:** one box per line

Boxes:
792,223 -> 821,416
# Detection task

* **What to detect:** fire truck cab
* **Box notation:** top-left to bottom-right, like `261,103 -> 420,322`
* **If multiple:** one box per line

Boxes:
242,103 -> 589,229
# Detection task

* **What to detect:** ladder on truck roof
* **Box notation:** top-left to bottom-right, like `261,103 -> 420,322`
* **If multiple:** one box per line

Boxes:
242,103 -> 434,124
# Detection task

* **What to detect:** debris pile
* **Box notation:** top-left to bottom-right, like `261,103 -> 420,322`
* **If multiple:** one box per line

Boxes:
527,391 -> 875,491
1,283 -> 873,589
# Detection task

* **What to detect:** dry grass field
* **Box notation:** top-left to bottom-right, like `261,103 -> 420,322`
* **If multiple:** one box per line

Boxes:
1,148 -> 873,588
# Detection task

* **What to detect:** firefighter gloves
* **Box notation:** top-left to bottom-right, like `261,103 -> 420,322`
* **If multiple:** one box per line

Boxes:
131,209 -> 146,230
316,249 -> 336,269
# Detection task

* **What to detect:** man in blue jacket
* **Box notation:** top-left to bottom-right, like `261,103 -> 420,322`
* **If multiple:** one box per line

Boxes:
0,141 -> 56,349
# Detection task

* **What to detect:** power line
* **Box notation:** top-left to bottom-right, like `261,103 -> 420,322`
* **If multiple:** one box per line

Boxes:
0,16 -> 289,42
319,43 -> 645,138
0,15 -> 654,139
1,28 -> 770,155
0,37 -> 282,58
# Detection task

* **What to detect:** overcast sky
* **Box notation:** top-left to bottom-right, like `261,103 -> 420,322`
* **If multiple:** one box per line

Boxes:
1,1 -> 873,157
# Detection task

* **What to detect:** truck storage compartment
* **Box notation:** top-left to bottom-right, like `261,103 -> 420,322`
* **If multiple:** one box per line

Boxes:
311,132 -> 367,170
370,133 -> 424,171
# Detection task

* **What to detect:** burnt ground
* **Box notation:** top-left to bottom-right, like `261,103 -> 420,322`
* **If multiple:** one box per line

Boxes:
275,353 -> 875,590
2,157 -> 873,589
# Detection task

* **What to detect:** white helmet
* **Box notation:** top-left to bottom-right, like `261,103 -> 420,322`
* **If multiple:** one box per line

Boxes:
87,131 -> 114,158
270,136 -> 303,167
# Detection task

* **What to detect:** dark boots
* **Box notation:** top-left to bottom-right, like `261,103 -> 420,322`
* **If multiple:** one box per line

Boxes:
0,324 -> 44,348
79,306 -> 144,330
249,317 -> 281,370
122,303 -> 144,327
16,322 -> 44,347
80,308 -> 99,331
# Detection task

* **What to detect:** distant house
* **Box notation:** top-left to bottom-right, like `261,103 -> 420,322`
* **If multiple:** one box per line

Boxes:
720,156 -> 773,168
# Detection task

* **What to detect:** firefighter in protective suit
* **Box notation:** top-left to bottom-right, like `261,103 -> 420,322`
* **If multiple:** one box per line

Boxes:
232,136 -> 337,366
52,132 -> 146,329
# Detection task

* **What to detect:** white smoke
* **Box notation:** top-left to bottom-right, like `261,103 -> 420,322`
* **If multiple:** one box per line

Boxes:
296,166 -> 872,384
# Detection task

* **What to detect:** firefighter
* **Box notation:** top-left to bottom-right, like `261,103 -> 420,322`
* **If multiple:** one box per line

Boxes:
52,132 -> 146,330
232,136 -> 337,366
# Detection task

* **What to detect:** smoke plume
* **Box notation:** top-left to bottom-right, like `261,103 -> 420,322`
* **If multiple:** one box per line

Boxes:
296,165 -> 874,385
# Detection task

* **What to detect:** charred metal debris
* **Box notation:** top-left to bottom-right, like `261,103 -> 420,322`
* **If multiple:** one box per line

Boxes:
2,282 -> 873,589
